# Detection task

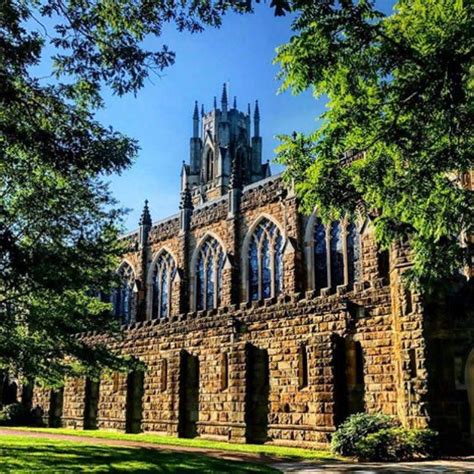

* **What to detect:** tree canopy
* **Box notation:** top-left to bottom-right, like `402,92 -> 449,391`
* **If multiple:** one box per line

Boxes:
275,0 -> 473,289
0,0 -> 282,385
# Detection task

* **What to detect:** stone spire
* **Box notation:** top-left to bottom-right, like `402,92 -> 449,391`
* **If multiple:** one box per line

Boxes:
221,83 -> 228,109
193,101 -> 199,138
221,83 -> 228,120
233,96 -> 237,109
139,199 -> 152,226
213,96 -> 217,109
254,100 -> 260,137
201,104 -> 204,117
139,199 -> 151,247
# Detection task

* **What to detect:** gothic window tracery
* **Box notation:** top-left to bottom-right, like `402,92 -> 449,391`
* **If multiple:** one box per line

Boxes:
113,262 -> 135,324
310,217 -> 362,292
151,251 -> 177,319
248,218 -> 283,301
196,236 -> 225,310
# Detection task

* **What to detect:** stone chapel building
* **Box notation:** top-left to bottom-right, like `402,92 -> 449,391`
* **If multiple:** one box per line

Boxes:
34,85 -> 474,448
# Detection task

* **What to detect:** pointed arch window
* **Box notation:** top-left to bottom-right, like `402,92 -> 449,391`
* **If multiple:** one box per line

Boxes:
113,262 -> 135,324
311,217 -> 362,292
248,218 -> 283,301
196,236 -> 225,310
151,251 -> 177,319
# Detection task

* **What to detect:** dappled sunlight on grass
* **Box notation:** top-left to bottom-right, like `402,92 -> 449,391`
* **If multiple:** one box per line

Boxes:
12,427 -> 337,461
0,436 -> 278,473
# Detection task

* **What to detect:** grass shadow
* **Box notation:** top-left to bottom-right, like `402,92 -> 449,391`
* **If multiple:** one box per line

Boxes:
0,437 -> 279,473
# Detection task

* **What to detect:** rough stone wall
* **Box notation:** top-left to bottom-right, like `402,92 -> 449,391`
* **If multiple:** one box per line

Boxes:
57,283 -> 395,446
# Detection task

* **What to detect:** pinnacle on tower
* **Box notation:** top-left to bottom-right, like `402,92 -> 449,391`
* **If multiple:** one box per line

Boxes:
254,100 -> 260,119
201,104 -> 204,117
254,100 -> 260,137
221,83 -> 228,108
213,96 -> 217,109
139,199 -> 152,226
233,96 -> 237,109
193,101 -> 199,137
247,103 -> 251,116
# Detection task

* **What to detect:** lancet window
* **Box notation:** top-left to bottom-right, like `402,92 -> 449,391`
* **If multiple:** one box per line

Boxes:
248,218 -> 283,301
310,218 -> 362,292
151,251 -> 177,319
196,236 -> 225,310
113,262 -> 135,324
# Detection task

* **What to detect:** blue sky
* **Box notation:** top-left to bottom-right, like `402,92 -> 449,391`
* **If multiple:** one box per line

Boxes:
96,5 -> 322,231
33,1 -> 396,231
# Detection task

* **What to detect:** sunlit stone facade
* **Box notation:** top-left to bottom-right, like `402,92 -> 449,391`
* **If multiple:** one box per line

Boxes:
33,87 -> 474,448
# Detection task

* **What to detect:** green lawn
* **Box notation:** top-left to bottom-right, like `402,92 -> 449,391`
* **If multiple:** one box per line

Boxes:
12,427 -> 337,461
0,435 -> 278,473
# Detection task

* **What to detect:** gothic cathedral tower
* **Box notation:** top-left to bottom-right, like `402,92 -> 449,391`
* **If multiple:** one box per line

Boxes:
182,84 -> 270,205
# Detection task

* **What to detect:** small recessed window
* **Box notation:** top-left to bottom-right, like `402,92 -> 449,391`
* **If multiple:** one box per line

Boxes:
298,344 -> 309,390
161,359 -> 168,392
220,353 -> 229,391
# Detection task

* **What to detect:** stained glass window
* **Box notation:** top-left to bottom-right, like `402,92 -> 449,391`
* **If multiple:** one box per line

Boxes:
249,236 -> 259,301
151,251 -> 176,319
347,223 -> 361,285
311,217 -> 362,291
314,219 -> 328,292
196,236 -> 225,310
113,262 -> 135,324
330,221 -> 344,287
248,218 -> 283,301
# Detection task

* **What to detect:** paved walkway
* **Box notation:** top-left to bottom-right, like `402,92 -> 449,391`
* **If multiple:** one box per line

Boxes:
0,428 -> 472,473
271,458 -> 474,473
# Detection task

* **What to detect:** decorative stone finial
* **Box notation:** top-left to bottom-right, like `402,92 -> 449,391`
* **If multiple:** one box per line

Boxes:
253,100 -> 260,137
193,100 -> 199,119
139,199 -> 152,227
221,83 -> 228,107
254,100 -> 260,119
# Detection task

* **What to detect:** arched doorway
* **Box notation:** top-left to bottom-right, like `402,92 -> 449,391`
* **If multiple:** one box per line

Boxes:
465,348 -> 474,446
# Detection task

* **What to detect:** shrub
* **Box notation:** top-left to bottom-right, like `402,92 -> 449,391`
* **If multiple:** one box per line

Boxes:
331,413 -> 438,461
331,412 -> 396,457
405,428 -> 439,458
357,427 -> 412,461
